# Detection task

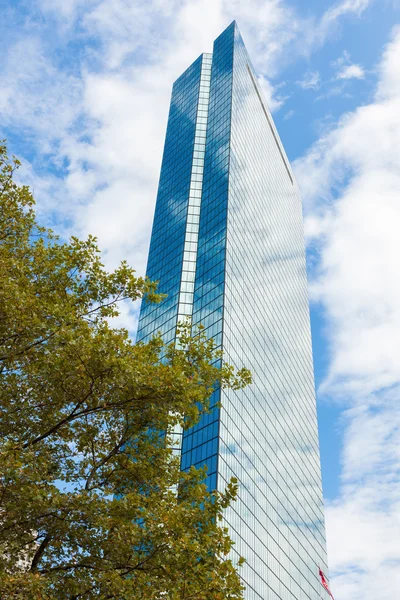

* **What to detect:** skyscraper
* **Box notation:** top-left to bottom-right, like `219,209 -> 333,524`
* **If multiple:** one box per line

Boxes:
137,21 -> 328,600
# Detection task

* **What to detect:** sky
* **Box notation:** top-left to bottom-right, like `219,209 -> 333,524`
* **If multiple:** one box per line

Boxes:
1,0 -> 400,598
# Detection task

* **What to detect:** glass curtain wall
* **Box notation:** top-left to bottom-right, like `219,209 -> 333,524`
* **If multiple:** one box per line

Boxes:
212,23 -> 328,600
136,21 -> 329,600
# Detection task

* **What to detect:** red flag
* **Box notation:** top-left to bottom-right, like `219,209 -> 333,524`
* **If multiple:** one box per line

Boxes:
319,568 -> 335,600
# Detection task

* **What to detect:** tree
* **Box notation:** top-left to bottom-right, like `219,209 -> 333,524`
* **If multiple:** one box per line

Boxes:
0,142 -> 251,600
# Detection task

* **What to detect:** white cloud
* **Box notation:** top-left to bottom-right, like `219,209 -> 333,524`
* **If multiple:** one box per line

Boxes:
258,76 -> 287,112
3,0 -> 303,332
332,51 -> 365,79
324,0 -> 371,22
325,389 -> 400,599
106,297 -> 141,335
331,49 -> 352,68
0,0 -> 375,272
0,36 -> 82,146
318,0 -> 372,41
336,63 -> 365,79
295,25 -> 400,599
5,0 -> 324,300
297,69 -> 321,90
283,109 -> 295,120
2,1 -> 399,597
38,0 -> 97,25
297,0 -> 373,57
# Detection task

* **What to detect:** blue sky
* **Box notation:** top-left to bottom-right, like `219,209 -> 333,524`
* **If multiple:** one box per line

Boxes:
1,1 -> 400,598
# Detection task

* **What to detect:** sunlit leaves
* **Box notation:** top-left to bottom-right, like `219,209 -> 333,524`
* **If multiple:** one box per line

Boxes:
0,143 -> 249,600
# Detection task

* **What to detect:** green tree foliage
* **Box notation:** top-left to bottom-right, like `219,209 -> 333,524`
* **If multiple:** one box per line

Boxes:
0,143 -> 251,599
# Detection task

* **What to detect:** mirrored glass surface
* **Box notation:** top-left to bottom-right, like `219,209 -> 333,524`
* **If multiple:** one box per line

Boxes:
137,22 -> 328,600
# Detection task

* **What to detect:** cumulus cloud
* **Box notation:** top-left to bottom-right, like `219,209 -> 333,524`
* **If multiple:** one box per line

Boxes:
332,50 -> 366,80
326,387 -> 400,599
2,0 -> 306,336
2,1 -> 298,264
297,69 -> 321,90
336,63 -> 365,79
0,0 -> 377,284
295,25 -> 400,599
2,0 -> 364,281
2,8 -> 398,595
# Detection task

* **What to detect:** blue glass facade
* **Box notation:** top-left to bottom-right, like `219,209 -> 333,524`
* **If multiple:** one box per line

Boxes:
137,21 -> 328,600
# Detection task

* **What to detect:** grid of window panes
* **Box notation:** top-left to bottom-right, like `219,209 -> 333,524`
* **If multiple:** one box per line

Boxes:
177,54 -> 212,323
215,23 -> 328,600
173,55 -> 212,458
136,56 -> 204,345
137,20 -> 329,600
182,24 -> 236,492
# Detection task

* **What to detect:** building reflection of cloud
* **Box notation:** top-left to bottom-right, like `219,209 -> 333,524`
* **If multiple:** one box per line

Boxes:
137,21 -> 329,600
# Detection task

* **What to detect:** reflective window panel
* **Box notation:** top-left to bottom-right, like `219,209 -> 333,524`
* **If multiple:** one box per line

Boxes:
136,21 -> 329,600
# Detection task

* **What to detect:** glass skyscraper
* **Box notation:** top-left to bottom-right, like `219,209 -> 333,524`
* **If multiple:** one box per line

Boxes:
137,21 -> 328,600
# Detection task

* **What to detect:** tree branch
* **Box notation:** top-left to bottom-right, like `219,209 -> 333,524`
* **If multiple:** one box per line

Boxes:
30,534 -> 51,572
85,434 -> 128,491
